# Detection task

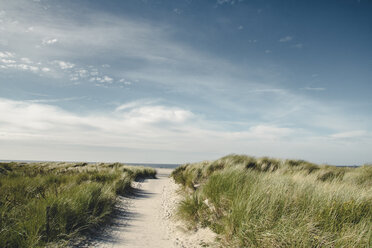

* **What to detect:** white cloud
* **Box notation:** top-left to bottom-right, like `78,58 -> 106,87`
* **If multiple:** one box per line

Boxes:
19,64 -> 39,72
20,57 -> 33,63
101,75 -> 113,83
53,60 -> 75,69
294,43 -> 303,48
119,78 -> 132,85
90,75 -> 114,84
265,49 -> 271,54
0,98 -> 196,144
77,69 -> 88,77
279,36 -> 293,42
124,106 -> 194,124
0,51 -> 14,58
69,69 -> 88,80
3,63 -> 39,72
0,52 -> 53,74
42,38 -> 58,45
1,58 -> 16,64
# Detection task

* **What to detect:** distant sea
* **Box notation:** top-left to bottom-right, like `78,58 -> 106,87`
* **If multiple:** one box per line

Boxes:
1,159 -> 365,168
125,163 -> 180,169
0,159 -> 181,169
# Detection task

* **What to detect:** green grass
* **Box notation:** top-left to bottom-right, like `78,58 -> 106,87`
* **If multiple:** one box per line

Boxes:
0,161 -> 156,248
171,154 -> 372,247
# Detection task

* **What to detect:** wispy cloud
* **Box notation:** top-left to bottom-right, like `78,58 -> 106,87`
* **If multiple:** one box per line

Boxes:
302,87 -> 326,91
245,125 -> 293,139
216,0 -> 239,5
0,0 -> 242,91
279,36 -> 293,42
173,8 -> 182,15
247,88 -> 286,94
115,99 -> 161,111
25,97 -> 86,103
330,130 -> 368,139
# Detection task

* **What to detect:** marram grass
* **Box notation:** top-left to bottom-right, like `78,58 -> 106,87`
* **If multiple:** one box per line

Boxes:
0,161 -> 156,248
171,154 -> 372,247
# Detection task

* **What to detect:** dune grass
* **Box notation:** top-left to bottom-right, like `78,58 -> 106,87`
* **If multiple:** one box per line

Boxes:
0,161 -> 156,248
172,154 -> 372,247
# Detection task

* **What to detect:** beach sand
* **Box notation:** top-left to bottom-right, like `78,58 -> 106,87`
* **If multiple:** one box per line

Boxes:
79,168 -> 216,248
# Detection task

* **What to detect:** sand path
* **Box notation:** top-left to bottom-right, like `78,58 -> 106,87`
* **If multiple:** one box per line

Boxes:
83,168 -> 216,248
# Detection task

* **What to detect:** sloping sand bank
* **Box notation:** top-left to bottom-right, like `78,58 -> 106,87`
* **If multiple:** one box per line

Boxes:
79,168 -> 216,248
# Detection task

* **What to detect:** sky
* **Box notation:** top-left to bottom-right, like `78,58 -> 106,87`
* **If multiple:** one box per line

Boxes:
0,0 -> 371,165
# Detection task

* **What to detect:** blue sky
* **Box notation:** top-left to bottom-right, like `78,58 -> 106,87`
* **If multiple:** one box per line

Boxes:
0,0 -> 371,164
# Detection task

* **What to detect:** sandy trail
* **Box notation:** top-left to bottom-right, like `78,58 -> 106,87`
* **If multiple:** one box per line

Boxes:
81,168 -> 216,248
